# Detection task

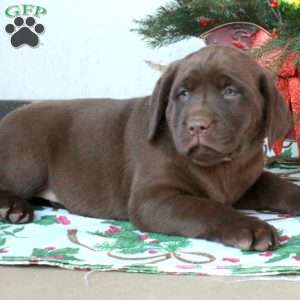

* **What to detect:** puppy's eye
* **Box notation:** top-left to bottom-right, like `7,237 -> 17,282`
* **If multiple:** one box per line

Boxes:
223,86 -> 239,98
177,88 -> 190,100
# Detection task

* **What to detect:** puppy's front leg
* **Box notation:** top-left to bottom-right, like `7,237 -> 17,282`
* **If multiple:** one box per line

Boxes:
235,171 -> 300,214
129,187 -> 279,251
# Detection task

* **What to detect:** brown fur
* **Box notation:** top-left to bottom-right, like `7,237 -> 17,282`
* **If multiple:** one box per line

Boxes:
0,45 -> 296,250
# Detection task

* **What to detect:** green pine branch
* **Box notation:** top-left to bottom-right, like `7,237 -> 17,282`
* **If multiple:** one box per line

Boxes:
133,0 -> 299,50
132,0 -> 279,48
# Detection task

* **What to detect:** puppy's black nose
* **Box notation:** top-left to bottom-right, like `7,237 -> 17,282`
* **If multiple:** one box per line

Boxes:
188,119 -> 214,136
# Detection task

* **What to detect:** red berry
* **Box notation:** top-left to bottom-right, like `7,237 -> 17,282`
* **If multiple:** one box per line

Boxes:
105,226 -> 121,235
45,246 -> 56,251
109,226 -> 121,233
56,216 -> 71,225
139,234 -> 148,240
149,239 -> 160,244
222,257 -> 240,263
148,249 -> 159,254
51,255 -> 65,260
199,18 -> 209,26
271,0 -> 279,9
259,251 -> 273,257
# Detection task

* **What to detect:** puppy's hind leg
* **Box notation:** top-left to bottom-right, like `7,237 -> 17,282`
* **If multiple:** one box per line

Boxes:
0,145 -> 47,224
0,190 -> 33,224
0,153 -> 46,224
0,168 -> 46,224
0,161 -> 46,224
0,105 -> 49,224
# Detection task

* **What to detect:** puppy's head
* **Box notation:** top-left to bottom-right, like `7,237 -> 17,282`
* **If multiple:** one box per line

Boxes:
148,45 -> 291,166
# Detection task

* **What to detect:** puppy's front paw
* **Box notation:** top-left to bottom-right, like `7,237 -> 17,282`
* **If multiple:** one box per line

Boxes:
219,216 -> 279,251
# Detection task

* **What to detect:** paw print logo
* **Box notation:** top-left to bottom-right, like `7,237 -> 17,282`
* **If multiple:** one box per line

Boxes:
5,17 -> 45,48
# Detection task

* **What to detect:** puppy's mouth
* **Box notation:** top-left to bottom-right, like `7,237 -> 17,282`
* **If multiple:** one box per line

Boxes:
183,135 -> 236,165
185,134 -> 234,155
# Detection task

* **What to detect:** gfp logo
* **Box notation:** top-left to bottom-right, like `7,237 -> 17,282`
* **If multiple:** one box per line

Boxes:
5,5 -> 47,48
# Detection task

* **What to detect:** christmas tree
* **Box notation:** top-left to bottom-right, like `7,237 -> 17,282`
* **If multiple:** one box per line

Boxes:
133,0 -> 300,59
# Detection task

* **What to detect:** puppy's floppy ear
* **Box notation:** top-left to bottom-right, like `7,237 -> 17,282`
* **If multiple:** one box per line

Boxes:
259,70 -> 292,149
147,62 -> 178,141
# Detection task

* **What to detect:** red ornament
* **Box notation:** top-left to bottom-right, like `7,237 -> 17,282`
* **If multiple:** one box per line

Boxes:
199,18 -> 210,27
273,52 -> 300,157
271,0 -> 279,9
259,251 -> 273,257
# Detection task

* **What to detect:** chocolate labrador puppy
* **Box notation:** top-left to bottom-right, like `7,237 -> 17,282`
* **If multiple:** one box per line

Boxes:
0,45 -> 297,251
